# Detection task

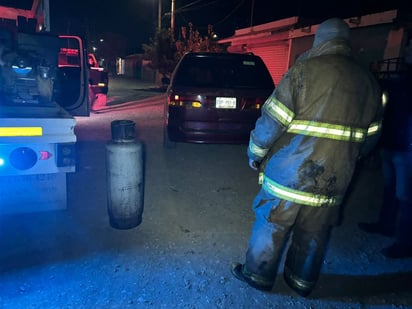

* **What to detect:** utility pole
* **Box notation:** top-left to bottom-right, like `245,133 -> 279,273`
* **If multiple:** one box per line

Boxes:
42,0 -> 50,31
171,0 -> 175,38
250,0 -> 255,27
157,0 -> 162,31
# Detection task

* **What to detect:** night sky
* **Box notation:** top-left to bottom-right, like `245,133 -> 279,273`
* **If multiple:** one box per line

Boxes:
48,0 -> 400,54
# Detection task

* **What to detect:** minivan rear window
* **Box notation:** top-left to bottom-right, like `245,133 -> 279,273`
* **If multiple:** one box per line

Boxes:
174,55 -> 274,89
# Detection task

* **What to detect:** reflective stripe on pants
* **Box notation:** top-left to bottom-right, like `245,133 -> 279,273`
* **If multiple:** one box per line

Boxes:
244,188 -> 339,288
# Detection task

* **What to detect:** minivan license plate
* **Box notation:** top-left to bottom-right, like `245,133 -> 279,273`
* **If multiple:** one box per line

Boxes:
216,97 -> 236,109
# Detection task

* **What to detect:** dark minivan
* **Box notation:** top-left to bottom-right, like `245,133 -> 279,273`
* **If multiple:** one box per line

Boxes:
164,52 -> 275,146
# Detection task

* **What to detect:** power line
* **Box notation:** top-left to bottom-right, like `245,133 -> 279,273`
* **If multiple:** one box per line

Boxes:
175,0 -> 217,13
175,0 -> 248,26
213,0 -> 247,26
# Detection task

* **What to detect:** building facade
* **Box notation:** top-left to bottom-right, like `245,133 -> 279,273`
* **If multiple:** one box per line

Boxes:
218,10 -> 408,85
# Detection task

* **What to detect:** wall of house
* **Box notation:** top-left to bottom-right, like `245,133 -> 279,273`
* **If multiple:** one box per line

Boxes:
289,24 -> 394,70
223,28 -> 392,85
219,11 -> 404,84
350,24 -> 393,69
289,35 -> 313,66
122,54 -> 155,82
247,42 -> 289,85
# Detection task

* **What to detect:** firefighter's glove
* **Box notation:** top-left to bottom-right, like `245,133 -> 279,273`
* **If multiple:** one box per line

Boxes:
249,159 -> 260,171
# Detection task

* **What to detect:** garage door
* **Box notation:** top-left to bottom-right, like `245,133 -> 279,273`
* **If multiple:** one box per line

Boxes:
250,44 -> 289,86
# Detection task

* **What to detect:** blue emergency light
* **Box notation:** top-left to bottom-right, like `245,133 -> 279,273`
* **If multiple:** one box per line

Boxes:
0,157 -> 4,167
12,65 -> 33,75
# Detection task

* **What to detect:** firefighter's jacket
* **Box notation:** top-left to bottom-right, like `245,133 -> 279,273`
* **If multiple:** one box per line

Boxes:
248,39 -> 383,207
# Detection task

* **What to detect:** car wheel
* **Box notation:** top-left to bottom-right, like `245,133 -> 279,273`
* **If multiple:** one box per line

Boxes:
163,125 -> 176,149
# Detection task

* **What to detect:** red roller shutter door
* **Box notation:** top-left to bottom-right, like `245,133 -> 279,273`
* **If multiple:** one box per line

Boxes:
250,44 -> 289,86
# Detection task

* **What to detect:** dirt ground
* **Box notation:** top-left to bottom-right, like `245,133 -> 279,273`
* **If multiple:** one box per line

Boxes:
1,93 -> 411,308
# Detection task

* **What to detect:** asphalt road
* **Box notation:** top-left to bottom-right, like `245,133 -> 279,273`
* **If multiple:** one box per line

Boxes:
0,77 -> 411,308
105,75 -> 165,107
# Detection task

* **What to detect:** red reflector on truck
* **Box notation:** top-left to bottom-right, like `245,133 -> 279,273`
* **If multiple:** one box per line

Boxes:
39,151 -> 52,160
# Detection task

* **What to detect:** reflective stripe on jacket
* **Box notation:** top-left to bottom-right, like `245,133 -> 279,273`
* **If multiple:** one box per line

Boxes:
261,96 -> 381,143
248,39 -> 383,207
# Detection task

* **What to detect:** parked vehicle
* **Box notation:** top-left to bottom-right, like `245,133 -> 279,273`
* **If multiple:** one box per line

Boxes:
87,53 -> 109,110
163,52 -> 275,147
0,0 -> 89,214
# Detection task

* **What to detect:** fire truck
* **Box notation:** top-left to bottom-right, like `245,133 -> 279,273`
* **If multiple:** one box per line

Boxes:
0,0 -> 90,214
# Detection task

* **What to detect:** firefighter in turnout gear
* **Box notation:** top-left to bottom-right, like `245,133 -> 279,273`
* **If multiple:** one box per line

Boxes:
231,18 -> 383,297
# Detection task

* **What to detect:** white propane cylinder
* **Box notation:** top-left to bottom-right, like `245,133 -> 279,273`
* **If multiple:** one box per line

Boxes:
106,120 -> 144,229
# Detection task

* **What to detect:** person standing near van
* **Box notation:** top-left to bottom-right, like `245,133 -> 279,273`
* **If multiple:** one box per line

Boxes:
358,48 -> 412,259
231,18 -> 383,297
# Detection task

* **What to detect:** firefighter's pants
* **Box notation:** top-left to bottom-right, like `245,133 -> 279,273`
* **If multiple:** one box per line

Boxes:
244,188 -> 340,292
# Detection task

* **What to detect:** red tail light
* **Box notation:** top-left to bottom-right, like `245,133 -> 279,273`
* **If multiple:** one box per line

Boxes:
241,97 -> 264,110
168,94 -> 201,108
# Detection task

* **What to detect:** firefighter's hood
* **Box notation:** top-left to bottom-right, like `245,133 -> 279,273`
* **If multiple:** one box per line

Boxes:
313,18 -> 350,48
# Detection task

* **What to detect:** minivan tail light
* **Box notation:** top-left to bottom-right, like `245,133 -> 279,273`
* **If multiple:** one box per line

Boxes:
168,94 -> 180,106
242,98 -> 263,110
169,94 -> 201,108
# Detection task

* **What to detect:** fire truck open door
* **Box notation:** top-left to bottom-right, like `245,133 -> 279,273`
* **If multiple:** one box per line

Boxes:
56,35 -> 90,116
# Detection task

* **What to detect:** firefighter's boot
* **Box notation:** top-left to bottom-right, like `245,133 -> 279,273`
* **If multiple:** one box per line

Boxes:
358,193 -> 398,237
382,200 -> 412,258
283,225 -> 331,297
231,217 -> 290,291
